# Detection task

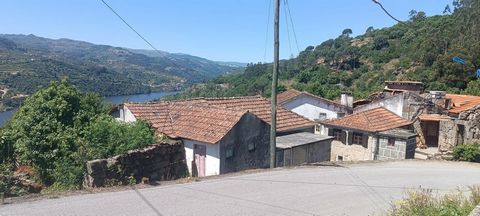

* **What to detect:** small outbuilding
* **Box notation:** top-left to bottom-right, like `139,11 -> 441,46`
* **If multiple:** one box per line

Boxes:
275,132 -> 333,167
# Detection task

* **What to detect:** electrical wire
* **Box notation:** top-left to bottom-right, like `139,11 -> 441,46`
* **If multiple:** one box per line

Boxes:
284,0 -> 300,54
372,0 -> 408,25
263,0 -> 273,63
283,0 -> 293,57
100,0 -> 164,56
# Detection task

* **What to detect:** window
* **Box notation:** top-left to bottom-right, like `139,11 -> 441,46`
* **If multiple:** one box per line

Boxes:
337,155 -> 344,161
352,132 -> 363,145
388,137 -> 395,146
337,113 -> 345,118
226,147 -> 234,158
333,129 -> 342,141
248,142 -> 255,151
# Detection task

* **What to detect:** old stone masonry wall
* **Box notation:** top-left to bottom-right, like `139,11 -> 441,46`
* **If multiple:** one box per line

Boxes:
84,141 -> 188,188
459,105 -> 480,144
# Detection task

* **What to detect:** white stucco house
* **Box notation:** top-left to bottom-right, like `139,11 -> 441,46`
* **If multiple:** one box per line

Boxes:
277,89 -> 353,122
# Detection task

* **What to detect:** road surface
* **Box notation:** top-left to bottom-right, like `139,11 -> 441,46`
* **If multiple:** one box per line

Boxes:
1,160 -> 480,216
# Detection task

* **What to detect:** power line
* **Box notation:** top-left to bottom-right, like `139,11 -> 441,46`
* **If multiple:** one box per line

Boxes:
284,0 -> 300,54
372,0 -> 408,25
263,0 -> 273,63
99,0 -> 164,56
283,0 -> 293,57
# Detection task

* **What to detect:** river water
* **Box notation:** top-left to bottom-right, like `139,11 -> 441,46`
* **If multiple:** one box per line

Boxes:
0,91 -> 177,127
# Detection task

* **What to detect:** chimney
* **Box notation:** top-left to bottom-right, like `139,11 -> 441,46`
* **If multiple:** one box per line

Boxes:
341,92 -> 353,108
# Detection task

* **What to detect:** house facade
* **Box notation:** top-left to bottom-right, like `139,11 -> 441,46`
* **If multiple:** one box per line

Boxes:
277,89 -> 352,122
114,96 -> 317,177
352,81 -> 480,153
319,107 -> 416,161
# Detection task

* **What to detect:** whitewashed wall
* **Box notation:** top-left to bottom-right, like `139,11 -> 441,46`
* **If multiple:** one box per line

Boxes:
354,94 -> 404,117
183,139 -> 220,176
283,95 -> 342,120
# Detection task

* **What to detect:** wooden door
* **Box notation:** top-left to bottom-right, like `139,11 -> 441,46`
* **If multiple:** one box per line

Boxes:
194,144 -> 206,177
422,121 -> 439,147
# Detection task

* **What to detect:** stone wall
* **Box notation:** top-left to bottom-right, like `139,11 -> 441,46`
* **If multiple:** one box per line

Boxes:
84,141 -> 188,188
330,139 -> 373,161
377,137 -> 416,160
439,120 -> 457,151
459,105 -> 480,144
218,113 -> 270,174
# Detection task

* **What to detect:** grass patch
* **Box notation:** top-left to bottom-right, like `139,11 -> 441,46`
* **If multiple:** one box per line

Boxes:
388,186 -> 480,216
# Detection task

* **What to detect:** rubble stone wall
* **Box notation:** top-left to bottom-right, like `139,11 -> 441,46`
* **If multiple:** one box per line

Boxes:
439,120 -> 457,151
84,141 -> 188,188
459,105 -> 480,144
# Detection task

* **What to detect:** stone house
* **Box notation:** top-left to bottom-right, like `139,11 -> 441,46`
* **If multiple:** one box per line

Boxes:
319,107 -> 416,161
275,132 -> 333,167
277,89 -> 353,122
114,96 -> 316,177
353,81 -> 480,153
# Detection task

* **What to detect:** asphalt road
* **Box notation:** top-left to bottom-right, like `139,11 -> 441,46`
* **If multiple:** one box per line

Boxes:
2,160 -> 480,216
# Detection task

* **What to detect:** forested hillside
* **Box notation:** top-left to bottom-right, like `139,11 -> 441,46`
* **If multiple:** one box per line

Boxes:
0,34 -> 241,110
176,0 -> 480,101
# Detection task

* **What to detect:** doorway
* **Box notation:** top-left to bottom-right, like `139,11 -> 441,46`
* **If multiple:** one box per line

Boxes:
193,144 -> 206,177
421,121 -> 439,148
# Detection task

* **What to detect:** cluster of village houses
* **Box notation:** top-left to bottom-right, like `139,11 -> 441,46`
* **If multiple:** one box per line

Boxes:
113,81 -> 480,177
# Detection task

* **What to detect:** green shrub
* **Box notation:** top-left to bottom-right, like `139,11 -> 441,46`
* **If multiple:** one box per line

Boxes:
453,144 -> 480,162
389,187 -> 480,216
1,80 -> 156,190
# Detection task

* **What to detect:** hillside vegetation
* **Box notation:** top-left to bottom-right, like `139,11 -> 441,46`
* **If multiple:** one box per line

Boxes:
0,34 -> 241,110
176,0 -> 480,101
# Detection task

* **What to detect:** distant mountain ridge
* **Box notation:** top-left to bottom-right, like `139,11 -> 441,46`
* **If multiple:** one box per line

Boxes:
0,34 -> 248,108
0,34 -> 245,110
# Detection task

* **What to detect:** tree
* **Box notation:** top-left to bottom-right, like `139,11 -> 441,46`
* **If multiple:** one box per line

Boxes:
409,10 -> 427,22
443,4 -> 452,14
342,28 -> 353,37
366,26 -> 374,34
2,80 -> 155,188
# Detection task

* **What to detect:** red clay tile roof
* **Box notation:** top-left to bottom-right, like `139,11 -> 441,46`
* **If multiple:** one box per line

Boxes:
277,89 -> 349,110
125,102 -> 247,144
124,96 -> 314,142
186,96 -> 315,132
322,107 -> 412,133
447,94 -> 480,114
417,114 -> 451,121
277,89 -> 302,104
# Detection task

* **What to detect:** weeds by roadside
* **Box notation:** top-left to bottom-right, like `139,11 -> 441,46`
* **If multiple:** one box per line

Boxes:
389,186 -> 480,216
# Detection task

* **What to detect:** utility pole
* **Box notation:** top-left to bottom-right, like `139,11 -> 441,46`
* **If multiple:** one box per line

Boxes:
270,0 -> 280,168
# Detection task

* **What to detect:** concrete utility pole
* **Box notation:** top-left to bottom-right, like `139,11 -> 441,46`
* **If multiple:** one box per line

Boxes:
270,0 -> 280,168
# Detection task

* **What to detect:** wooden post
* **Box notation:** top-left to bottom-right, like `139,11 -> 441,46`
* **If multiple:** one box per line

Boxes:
270,0 -> 280,168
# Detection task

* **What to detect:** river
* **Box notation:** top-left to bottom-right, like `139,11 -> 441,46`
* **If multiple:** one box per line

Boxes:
0,91 -> 178,127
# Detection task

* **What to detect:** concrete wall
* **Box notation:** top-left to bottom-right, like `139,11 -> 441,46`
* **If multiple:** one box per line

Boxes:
184,139 -> 220,176
218,112 -> 270,174
84,141 -> 188,188
377,137 -> 416,160
283,95 -> 347,120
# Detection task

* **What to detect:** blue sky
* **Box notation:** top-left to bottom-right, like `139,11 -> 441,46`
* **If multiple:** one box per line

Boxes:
1,0 -> 452,63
